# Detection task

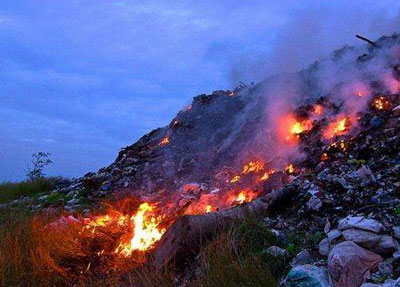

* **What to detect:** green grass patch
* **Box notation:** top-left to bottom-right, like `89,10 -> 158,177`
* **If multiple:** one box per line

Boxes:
0,178 -> 57,204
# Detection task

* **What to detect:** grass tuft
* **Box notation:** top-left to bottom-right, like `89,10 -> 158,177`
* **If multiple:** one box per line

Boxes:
0,178 -> 58,204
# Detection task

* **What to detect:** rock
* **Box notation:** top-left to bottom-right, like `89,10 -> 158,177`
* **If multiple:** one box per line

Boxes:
264,246 -> 287,257
371,259 -> 394,283
393,226 -> 400,240
370,116 -> 385,129
373,235 -> 398,256
291,250 -> 314,266
307,196 -> 323,211
100,182 -> 111,192
284,264 -> 330,287
342,228 -> 383,249
357,165 -> 376,186
319,238 -> 330,256
328,241 -> 383,287
361,278 -> 400,287
338,216 -> 385,234
327,229 -> 342,242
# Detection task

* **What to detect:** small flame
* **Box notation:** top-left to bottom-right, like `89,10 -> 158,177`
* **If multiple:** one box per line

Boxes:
236,192 -> 247,204
313,104 -> 324,116
323,116 -> 351,139
373,96 -> 392,110
279,114 -> 313,144
205,205 -> 213,213
285,164 -> 294,174
231,190 -> 258,205
159,137 -> 170,146
260,169 -> 275,181
242,160 -> 264,174
320,153 -> 328,161
229,160 -> 264,183
229,175 -> 241,183
115,203 -> 165,255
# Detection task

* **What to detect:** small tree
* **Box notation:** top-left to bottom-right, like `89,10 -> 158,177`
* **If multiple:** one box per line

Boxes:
26,152 -> 53,181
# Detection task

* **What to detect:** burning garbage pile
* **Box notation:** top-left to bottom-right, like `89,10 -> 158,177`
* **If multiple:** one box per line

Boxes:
24,33 -> 400,282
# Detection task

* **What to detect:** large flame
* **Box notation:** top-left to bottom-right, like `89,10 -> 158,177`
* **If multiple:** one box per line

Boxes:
115,203 -> 166,255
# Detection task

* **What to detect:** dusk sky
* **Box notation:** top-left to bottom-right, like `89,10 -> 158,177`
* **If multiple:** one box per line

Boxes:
1,0 -> 399,181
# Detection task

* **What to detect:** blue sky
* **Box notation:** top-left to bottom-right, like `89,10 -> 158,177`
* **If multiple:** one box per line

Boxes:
1,0 -> 399,181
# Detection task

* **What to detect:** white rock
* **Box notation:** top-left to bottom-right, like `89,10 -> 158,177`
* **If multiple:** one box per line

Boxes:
338,216 -> 385,233
307,196 -> 322,211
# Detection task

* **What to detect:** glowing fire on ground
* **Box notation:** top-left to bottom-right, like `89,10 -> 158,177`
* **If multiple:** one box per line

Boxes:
242,160 -> 264,174
323,116 -> 351,139
285,164 -> 295,174
159,137 -> 170,146
313,104 -> 324,116
111,203 -> 166,255
232,190 -> 258,205
278,114 -> 313,144
373,96 -> 392,110
229,160 -> 266,183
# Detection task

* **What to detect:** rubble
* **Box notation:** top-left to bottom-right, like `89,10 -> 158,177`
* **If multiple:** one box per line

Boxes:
328,241 -> 383,287
3,32 -> 400,285
284,264 -> 330,287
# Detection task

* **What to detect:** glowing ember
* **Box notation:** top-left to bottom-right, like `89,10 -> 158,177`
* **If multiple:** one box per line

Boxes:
229,175 -> 241,183
159,137 -> 170,146
242,160 -> 264,174
232,190 -> 258,205
313,104 -> 324,116
260,169 -> 275,181
236,192 -> 247,204
373,96 -> 392,110
279,114 -> 313,144
285,164 -> 295,174
115,203 -> 166,255
229,160 -> 265,183
323,116 -> 350,139
320,153 -> 328,161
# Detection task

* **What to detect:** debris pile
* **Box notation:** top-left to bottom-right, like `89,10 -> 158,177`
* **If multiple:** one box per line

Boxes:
5,33 -> 400,285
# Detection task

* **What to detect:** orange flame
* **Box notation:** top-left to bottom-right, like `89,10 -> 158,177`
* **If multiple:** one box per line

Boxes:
373,96 -> 392,110
320,153 -> 328,161
285,164 -> 295,174
205,205 -> 213,213
159,137 -> 170,146
115,203 -> 166,255
233,190 -> 257,205
260,169 -> 275,181
323,116 -> 351,139
313,104 -> 324,116
242,160 -> 264,174
229,160 -> 264,183
278,114 -> 312,144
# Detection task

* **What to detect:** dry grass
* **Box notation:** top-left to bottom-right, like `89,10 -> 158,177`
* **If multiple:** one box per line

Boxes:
191,231 -> 278,287
0,207 -> 282,287
0,207 -> 176,287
